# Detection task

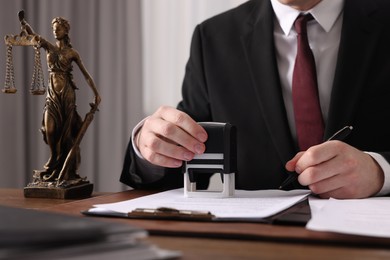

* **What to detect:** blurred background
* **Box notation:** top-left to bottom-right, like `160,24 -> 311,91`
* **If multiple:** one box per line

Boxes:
0,0 -> 246,192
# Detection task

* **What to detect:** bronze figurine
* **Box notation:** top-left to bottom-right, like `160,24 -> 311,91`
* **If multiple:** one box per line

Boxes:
3,11 -> 101,198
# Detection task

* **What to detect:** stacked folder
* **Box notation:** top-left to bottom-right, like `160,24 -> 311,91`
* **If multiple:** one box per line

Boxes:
0,205 -> 180,259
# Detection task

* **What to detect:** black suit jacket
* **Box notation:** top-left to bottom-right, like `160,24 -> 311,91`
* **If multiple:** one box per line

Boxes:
121,0 -> 390,190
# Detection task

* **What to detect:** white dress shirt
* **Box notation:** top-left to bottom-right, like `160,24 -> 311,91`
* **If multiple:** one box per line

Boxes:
270,0 -> 344,141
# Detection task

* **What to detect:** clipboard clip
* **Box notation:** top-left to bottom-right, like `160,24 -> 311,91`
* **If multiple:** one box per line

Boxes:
128,207 -> 214,221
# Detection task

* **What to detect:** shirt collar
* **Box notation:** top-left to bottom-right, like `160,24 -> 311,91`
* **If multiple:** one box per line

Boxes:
270,0 -> 345,35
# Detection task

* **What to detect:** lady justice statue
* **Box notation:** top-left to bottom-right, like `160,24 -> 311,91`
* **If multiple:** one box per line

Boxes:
3,11 -> 101,198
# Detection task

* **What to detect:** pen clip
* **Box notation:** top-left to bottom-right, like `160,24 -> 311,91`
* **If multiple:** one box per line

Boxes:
327,125 -> 353,141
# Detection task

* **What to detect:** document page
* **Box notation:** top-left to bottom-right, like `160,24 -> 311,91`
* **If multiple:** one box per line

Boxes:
306,197 -> 390,238
93,189 -> 310,219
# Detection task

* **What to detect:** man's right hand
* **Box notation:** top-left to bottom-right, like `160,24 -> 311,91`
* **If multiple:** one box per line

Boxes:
136,106 -> 208,168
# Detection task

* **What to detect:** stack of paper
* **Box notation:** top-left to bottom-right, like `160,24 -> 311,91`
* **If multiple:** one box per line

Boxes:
0,205 -> 180,259
89,188 -> 311,222
307,197 -> 390,238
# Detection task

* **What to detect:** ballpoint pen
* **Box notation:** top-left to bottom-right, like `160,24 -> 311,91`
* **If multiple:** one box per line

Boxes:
278,125 -> 353,190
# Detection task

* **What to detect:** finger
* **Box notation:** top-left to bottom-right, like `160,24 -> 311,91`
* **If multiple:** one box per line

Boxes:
297,141 -> 355,186
140,133 -> 197,167
294,141 -> 343,173
155,106 -> 208,142
297,153 -> 346,186
149,107 -> 207,154
285,151 -> 305,171
305,173 -> 346,197
140,128 -> 196,161
146,116 -> 206,155
141,145 -> 184,168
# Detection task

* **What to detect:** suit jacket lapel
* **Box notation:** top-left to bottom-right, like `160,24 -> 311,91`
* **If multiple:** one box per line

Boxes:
241,0 -> 296,164
326,0 -> 382,137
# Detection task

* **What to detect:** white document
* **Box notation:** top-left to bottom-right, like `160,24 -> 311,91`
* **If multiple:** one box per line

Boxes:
93,188 -> 311,219
306,197 -> 390,238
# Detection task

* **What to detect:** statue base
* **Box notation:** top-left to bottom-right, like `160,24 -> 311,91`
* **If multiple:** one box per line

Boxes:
24,182 -> 93,199
24,169 -> 94,199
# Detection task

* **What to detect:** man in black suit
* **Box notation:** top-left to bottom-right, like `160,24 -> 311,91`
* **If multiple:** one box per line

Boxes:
121,0 -> 390,199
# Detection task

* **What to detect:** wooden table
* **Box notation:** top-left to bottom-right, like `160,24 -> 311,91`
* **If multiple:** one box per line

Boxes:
2,188 -> 390,259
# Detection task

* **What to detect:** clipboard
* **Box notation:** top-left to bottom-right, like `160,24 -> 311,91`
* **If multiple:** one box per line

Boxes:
82,197 -> 311,226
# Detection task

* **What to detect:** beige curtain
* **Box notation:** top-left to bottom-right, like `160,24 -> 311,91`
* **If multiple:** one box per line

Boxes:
141,0 -> 247,115
0,0 -> 143,192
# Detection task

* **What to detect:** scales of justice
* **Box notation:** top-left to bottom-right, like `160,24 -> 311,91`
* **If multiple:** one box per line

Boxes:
3,11 -> 101,199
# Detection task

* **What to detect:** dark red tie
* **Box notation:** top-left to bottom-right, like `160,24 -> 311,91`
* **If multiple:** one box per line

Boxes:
292,14 -> 324,151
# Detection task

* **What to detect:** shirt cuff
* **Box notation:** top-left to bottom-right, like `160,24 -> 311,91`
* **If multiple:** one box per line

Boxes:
131,117 -> 149,160
366,152 -> 390,196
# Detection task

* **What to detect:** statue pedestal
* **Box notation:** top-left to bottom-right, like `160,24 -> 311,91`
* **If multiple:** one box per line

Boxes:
24,183 -> 93,199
